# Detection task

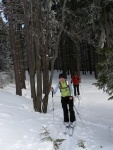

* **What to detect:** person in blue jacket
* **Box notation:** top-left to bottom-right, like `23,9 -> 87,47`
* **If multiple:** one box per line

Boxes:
51,73 -> 76,127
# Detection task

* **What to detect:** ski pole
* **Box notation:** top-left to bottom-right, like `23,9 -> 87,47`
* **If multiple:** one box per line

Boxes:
52,89 -> 54,121
73,104 -> 85,127
79,83 -> 83,96
52,90 -> 54,110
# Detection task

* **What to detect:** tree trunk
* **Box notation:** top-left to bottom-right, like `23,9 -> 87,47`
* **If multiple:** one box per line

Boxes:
104,7 -> 110,48
76,44 -> 81,76
35,0 -> 43,112
8,0 -> 22,96
16,23 -> 26,89
23,0 -> 36,110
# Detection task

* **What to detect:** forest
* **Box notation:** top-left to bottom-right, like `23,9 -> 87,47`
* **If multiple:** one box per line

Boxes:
0,0 -> 113,113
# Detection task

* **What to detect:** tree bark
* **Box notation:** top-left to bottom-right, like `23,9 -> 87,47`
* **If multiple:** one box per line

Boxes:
7,0 -> 22,96
23,0 -> 36,110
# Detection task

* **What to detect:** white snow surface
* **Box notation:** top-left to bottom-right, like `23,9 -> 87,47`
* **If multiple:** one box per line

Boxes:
0,71 -> 113,150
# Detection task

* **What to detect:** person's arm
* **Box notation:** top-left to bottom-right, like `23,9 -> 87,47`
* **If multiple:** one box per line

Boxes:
71,77 -> 72,83
71,76 -> 74,83
52,83 -> 59,95
78,76 -> 80,83
68,81 -> 74,96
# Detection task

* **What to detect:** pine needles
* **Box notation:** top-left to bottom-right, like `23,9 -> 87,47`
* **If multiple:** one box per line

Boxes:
40,126 -> 65,150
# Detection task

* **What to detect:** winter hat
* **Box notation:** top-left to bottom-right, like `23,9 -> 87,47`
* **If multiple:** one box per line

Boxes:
75,71 -> 77,74
59,73 -> 65,79
75,71 -> 77,75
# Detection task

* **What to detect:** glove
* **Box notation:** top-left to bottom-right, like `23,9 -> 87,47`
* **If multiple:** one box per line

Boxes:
69,96 -> 73,100
51,87 -> 54,91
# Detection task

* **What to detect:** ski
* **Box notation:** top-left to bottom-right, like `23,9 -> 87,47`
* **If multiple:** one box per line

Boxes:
63,126 -> 70,135
76,95 -> 81,100
63,121 -> 76,136
78,97 -> 81,100
63,125 -> 75,136
68,127 -> 74,136
74,96 -> 80,101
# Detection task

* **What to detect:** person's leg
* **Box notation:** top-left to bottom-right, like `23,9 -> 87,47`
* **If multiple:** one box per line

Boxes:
68,98 -> 76,122
73,85 -> 76,96
61,97 -> 69,123
77,84 -> 80,95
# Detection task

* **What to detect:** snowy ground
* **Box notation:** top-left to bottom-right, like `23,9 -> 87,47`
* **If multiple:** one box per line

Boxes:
0,71 -> 113,150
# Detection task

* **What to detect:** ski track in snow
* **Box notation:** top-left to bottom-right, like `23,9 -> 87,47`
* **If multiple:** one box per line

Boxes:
0,73 -> 113,150
48,79 -> 113,150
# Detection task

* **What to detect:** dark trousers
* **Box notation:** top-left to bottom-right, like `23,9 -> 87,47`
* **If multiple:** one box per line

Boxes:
61,96 -> 76,122
73,84 -> 80,96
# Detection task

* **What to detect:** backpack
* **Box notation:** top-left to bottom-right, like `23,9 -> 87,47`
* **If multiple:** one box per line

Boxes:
59,80 -> 70,91
59,80 -> 71,97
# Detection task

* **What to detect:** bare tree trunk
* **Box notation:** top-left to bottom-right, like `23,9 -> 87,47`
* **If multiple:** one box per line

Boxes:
16,23 -> 26,89
23,0 -> 36,110
48,0 -> 68,90
36,0 -> 68,113
94,50 -> 98,79
35,0 -> 43,112
60,33 -> 67,77
8,0 -> 22,96
104,7 -> 110,48
76,44 -> 81,76
42,0 -> 50,113
42,48 -> 49,113
87,44 -> 92,75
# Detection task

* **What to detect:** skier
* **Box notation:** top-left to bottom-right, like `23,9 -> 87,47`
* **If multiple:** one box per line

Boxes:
51,73 -> 76,130
71,72 -> 80,97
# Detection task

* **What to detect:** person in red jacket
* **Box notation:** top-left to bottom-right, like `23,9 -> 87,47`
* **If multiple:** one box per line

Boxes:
71,72 -> 80,96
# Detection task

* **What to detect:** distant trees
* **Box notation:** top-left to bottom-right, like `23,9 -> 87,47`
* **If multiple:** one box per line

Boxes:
2,0 -> 68,112
95,48 -> 113,100
1,0 -> 113,110
93,0 -> 113,99
0,10 -> 13,88
0,16 -> 11,71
